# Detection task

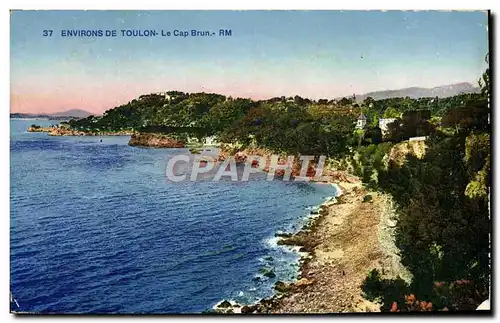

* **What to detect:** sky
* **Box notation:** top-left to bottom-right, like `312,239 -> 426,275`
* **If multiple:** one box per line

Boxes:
10,10 -> 489,114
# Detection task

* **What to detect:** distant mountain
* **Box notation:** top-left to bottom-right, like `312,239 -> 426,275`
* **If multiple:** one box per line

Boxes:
10,109 -> 93,120
10,112 -> 65,120
353,82 -> 480,101
49,109 -> 92,118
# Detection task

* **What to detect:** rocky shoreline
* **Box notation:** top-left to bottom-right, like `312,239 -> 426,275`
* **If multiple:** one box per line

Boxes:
213,189 -> 340,314
217,145 -> 354,183
25,127 -> 405,312
214,177 -> 407,314
128,133 -> 185,148
27,125 -> 186,148
27,125 -> 134,136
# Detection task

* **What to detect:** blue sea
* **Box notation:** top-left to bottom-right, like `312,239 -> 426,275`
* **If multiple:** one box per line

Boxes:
10,119 -> 336,314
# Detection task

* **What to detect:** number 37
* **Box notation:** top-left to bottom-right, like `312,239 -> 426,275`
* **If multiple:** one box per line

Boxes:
42,30 -> 53,36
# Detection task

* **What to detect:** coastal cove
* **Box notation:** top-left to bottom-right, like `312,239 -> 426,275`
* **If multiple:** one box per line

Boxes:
10,119 -> 338,314
9,10 -> 491,315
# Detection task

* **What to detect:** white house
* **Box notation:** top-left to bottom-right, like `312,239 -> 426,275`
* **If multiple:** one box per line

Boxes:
155,92 -> 171,101
204,136 -> 219,147
378,118 -> 396,136
187,136 -> 220,147
356,114 -> 367,129
409,136 -> 427,142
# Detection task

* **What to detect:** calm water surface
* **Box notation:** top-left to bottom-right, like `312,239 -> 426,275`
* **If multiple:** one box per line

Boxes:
10,119 -> 336,313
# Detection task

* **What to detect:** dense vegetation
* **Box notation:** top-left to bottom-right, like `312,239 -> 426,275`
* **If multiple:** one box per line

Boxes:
358,68 -> 490,311
360,92 -> 483,125
67,92 -> 362,157
67,85 -> 484,157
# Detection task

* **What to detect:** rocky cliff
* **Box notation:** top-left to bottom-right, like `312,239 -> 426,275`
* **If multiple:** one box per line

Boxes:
27,125 -> 134,136
217,144 -> 356,183
49,127 -> 134,136
128,133 -> 185,148
27,126 -> 53,133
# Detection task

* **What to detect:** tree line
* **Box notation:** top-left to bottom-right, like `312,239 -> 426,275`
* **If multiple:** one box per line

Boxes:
357,67 -> 490,311
66,86 -> 485,157
66,67 -> 491,311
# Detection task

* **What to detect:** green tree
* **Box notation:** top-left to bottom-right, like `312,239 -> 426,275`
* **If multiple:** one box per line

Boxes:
383,106 -> 400,118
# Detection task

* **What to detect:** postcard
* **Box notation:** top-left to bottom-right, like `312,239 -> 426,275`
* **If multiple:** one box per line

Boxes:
10,10 -> 491,314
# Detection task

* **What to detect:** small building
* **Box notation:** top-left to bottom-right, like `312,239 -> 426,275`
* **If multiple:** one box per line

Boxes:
204,136 -> 219,147
409,136 -> 427,142
187,136 -> 220,147
356,113 -> 367,129
379,118 -> 397,136
155,92 -> 171,101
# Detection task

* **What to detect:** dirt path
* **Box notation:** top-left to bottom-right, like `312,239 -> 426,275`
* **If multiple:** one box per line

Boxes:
268,182 -> 401,313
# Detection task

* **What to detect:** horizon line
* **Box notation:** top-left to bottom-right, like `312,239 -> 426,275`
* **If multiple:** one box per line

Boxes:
10,79 -> 481,115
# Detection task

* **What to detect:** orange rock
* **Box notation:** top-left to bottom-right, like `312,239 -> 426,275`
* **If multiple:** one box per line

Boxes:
405,294 -> 416,303
295,278 -> 314,287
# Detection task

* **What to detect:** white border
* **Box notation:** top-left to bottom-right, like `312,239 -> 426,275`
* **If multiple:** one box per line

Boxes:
2,1 -> 498,323
0,1 -> 497,10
